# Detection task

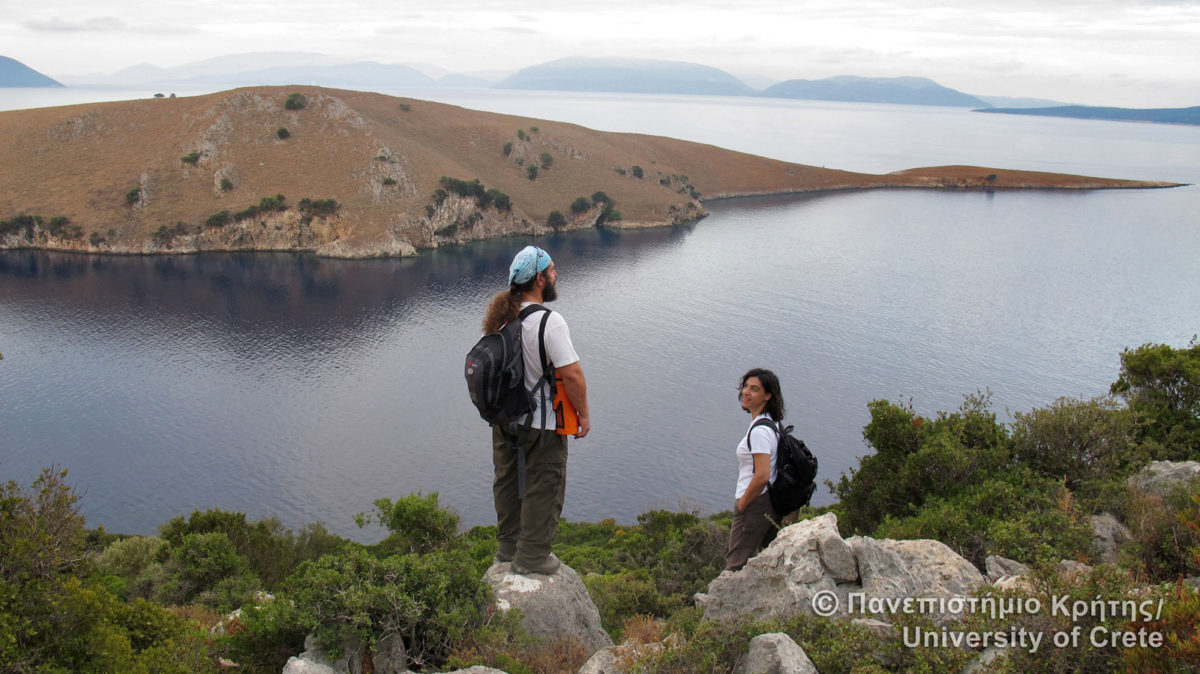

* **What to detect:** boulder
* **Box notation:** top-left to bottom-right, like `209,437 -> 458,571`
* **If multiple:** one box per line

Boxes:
1090,513 -> 1133,564
282,633 -> 407,674
699,512 -> 986,624
484,561 -> 612,655
984,555 -> 1029,583
741,633 -> 817,674
1129,461 -> 1200,495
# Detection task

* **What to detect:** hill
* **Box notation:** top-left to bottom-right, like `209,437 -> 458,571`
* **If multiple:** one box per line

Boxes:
975,105 -> 1200,126
0,56 -> 64,88
497,57 -> 756,96
761,75 -> 989,107
0,86 -> 1178,258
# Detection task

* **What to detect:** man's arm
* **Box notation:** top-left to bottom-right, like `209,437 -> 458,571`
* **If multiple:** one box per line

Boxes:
556,361 -> 590,438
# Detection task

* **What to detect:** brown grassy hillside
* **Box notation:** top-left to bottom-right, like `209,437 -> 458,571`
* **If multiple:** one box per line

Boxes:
0,86 -> 1179,257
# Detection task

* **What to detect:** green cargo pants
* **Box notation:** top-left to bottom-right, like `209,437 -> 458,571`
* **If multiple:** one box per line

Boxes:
492,425 -> 568,568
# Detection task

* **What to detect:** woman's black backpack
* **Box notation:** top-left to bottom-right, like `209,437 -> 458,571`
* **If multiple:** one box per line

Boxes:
747,418 -> 818,516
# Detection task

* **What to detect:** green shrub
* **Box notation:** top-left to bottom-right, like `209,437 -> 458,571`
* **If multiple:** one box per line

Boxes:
220,177 -> 234,191
584,570 -> 682,640
831,393 -> 1010,536
284,93 -> 307,110
502,141 -> 513,156
398,103 -> 411,112
1123,481 -> 1200,580
89,231 -> 106,247
286,545 -> 490,668
591,191 -> 610,205
486,188 -> 511,211
126,186 -> 141,206
615,167 -> 626,175
356,493 -> 461,556
632,165 -> 644,179
547,210 -> 566,229
516,129 -> 526,141
526,165 -> 538,181
221,594 -> 307,672
539,153 -> 553,170
181,152 -> 200,165
1011,395 -> 1140,490
570,196 -> 591,214
276,127 -> 290,139
606,210 -> 622,222
148,531 -> 259,612
382,177 -> 397,186
1111,339 -> 1200,458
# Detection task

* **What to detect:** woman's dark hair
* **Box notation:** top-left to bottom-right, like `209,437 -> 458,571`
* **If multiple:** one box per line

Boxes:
740,367 -> 785,421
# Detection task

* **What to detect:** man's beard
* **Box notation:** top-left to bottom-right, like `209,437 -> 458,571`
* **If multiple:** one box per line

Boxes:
542,277 -> 557,302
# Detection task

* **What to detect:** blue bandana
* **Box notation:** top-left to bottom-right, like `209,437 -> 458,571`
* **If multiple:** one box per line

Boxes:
508,246 -> 551,285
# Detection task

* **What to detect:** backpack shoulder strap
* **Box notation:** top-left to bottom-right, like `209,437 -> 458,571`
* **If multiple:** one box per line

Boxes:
517,303 -> 546,321
745,417 -> 779,453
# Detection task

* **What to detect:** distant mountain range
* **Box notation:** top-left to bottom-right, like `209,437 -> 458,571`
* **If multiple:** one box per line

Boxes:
5,53 -> 1194,122
761,75 -> 990,107
496,57 -> 756,96
1,55 -> 63,87
976,105 -> 1200,126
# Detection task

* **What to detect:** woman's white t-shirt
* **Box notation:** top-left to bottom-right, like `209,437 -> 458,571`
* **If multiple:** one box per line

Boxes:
735,414 -> 778,500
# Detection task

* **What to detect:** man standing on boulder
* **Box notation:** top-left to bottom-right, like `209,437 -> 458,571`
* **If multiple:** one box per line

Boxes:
482,245 -> 590,575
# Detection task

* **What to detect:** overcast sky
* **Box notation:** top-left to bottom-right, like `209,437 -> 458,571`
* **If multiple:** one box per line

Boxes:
4,0 -> 1199,107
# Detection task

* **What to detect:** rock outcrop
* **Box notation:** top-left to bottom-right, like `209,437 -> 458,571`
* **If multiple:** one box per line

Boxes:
484,560 -> 613,656
1129,460 -> 1200,495
282,633 -> 406,674
742,632 -> 818,674
697,513 -> 985,624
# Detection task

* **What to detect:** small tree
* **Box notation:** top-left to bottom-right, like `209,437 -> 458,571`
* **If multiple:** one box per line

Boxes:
632,165 -> 644,179
570,197 -> 591,214
276,127 -> 290,139
284,93 -> 307,110
502,141 -> 513,156
539,153 -> 553,170
547,210 -> 566,230
181,152 -> 200,166
126,187 -> 141,206
526,165 -> 539,181
220,177 -> 234,191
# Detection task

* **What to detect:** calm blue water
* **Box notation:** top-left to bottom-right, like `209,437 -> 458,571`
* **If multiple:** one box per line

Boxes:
2,89 -> 1198,541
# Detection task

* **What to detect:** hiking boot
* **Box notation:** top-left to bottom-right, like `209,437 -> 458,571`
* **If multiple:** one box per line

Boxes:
511,553 -> 561,575
495,542 -> 516,564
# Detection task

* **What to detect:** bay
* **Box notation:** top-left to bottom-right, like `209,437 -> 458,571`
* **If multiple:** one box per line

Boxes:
1,88 -> 1198,541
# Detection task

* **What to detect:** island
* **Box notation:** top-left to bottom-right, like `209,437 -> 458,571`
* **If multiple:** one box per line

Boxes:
0,86 -> 1182,258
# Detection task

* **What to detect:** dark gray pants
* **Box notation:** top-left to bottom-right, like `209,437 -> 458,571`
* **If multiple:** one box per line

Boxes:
492,425 -> 568,568
726,491 -> 777,571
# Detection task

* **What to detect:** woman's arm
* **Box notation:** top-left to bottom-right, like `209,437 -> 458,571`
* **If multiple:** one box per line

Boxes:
737,453 -> 771,513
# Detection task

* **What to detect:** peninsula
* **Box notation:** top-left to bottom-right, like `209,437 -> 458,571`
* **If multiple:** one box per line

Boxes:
0,86 -> 1180,258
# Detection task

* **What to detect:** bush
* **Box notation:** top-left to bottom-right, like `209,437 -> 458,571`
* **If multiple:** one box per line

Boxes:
539,153 -> 553,170
502,141 -> 513,156
356,493 -> 461,556
831,393 -> 1010,535
148,531 -> 259,612
181,152 -> 200,165
382,177 -> 397,186
570,196 -> 591,214
276,127 -> 290,139
284,93 -> 307,110
1011,396 -> 1141,490
632,165 -> 644,179
206,210 -> 231,228
516,129 -> 526,141
1111,339 -> 1200,458
1123,481 -> 1200,580
526,165 -> 538,181
126,186 -> 141,206
220,177 -> 234,191
547,210 -> 566,229
486,188 -> 511,211
297,198 -> 340,218
286,545 -> 491,668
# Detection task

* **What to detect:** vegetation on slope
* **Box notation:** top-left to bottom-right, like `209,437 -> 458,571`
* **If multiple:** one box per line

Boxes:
3,340 -> 1198,672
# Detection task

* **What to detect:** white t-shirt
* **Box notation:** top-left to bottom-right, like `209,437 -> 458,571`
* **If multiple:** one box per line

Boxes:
734,414 -> 778,500
520,302 -> 579,430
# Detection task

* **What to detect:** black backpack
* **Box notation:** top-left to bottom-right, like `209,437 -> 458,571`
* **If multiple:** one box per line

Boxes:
747,418 -> 818,516
465,304 -> 553,426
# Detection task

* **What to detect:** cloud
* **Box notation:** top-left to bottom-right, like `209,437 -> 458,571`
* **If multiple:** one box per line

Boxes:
496,26 -> 540,35
23,16 -> 126,32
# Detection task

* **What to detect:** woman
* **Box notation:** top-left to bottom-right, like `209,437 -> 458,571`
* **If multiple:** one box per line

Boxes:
726,367 -> 785,571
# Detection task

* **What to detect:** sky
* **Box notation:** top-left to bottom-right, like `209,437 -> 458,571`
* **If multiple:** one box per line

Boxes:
3,0 -> 1199,107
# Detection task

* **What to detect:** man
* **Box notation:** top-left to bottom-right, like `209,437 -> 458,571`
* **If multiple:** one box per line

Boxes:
483,245 -> 590,575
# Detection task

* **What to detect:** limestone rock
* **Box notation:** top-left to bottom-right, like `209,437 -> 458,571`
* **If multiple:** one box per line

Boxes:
1129,461 -> 1200,495
1056,560 -> 1093,582
984,555 -> 1029,582
700,512 -> 986,624
741,633 -> 817,674
1090,513 -> 1132,564
283,633 -> 407,674
484,561 -> 612,655
851,618 -> 894,640
282,658 -> 338,674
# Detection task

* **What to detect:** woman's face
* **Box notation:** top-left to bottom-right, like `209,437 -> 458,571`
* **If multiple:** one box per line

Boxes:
740,376 -> 772,415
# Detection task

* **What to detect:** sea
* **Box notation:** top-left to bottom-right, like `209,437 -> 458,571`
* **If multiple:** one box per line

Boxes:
1,85 -> 1198,541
